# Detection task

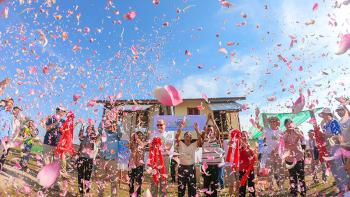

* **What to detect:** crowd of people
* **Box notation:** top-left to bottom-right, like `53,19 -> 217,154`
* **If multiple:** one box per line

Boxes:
1,96 -> 350,197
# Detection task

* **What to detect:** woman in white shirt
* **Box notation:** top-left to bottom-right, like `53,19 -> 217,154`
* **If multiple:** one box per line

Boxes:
175,122 -> 202,197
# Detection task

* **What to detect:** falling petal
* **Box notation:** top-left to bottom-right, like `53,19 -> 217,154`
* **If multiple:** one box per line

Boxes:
221,0 -> 233,8
37,162 -> 60,188
124,11 -> 137,20
292,92 -> 305,114
73,94 -> 81,102
154,85 -> 183,106
312,3 -> 318,11
153,0 -> 159,5
335,34 -> 350,55
267,95 -> 276,102
2,7 -> 8,19
218,47 -> 228,55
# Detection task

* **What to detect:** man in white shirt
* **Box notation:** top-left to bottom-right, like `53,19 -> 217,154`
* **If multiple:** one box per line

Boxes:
175,122 -> 202,197
148,119 -> 173,197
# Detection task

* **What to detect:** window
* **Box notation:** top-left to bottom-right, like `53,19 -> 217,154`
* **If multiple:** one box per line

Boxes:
159,105 -> 172,115
187,107 -> 200,115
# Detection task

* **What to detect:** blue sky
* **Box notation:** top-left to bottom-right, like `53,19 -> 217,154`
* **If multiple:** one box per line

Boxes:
0,0 -> 349,138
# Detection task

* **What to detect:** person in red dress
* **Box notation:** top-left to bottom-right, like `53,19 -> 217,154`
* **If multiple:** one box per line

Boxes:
238,131 -> 257,197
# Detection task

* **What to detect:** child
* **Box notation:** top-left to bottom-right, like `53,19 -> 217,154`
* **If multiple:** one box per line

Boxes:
238,131 -> 256,197
77,123 -> 100,196
20,120 -> 38,170
128,130 -> 146,197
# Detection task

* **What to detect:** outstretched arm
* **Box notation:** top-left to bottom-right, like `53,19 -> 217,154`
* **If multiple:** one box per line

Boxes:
194,122 -> 203,147
175,121 -> 184,146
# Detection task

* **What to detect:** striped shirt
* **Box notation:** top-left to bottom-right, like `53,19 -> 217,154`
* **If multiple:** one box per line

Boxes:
201,139 -> 224,165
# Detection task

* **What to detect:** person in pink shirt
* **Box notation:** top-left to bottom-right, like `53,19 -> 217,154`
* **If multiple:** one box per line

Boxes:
283,119 -> 306,196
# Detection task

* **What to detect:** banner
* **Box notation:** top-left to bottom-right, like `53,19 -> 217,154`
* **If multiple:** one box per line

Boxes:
118,140 -> 130,162
249,108 -> 323,139
153,115 -> 206,131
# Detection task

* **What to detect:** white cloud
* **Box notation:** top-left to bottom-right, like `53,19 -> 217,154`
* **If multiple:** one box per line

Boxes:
178,0 -> 350,135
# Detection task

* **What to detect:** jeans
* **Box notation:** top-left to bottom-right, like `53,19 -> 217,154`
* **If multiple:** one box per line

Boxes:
218,166 -> 224,189
129,166 -> 144,197
239,170 -> 255,197
286,160 -> 306,196
77,157 -> 93,194
178,164 -> 197,197
203,165 -> 219,197
20,143 -> 32,169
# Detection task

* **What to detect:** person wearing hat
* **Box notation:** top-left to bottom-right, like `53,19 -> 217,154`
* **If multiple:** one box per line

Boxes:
307,130 -> 327,183
0,97 -> 14,171
319,107 -> 349,194
256,116 -> 284,192
43,106 -> 67,165
336,105 -> 350,185
12,106 -> 30,140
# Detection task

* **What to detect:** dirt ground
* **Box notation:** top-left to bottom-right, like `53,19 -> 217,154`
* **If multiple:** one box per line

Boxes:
0,148 -> 341,197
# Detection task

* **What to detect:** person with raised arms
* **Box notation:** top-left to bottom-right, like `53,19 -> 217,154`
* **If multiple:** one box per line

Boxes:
175,121 -> 202,197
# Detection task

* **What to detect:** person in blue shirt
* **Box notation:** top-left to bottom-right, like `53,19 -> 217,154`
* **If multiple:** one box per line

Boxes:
0,97 -> 14,171
319,107 -> 349,194
42,106 -> 66,166
96,115 -> 123,197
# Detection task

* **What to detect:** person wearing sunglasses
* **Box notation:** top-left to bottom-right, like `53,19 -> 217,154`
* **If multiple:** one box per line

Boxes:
147,119 -> 173,197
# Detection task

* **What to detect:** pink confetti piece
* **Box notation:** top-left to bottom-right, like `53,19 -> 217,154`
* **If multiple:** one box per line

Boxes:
185,49 -> 192,57
258,168 -> 270,176
221,0 -> 233,8
84,27 -> 90,33
73,94 -> 81,102
28,66 -> 37,74
2,6 -> 8,19
153,85 -> 183,106
42,66 -> 49,74
131,45 -> 138,55
241,103 -> 249,110
267,95 -> 276,102
227,42 -> 235,46
197,104 -> 205,111
62,32 -> 68,41
37,162 -> 60,188
292,91 -> 305,114
153,0 -> 160,5
87,100 -> 96,107
312,3 -> 318,11
124,11 -> 136,20
22,185 -> 32,194
218,47 -> 228,55
335,34 -> 350,55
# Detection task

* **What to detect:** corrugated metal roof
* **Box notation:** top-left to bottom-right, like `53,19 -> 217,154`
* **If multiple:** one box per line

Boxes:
96,97 -> 246,106
208,102 -> 242,111
116,104 -> 153,111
